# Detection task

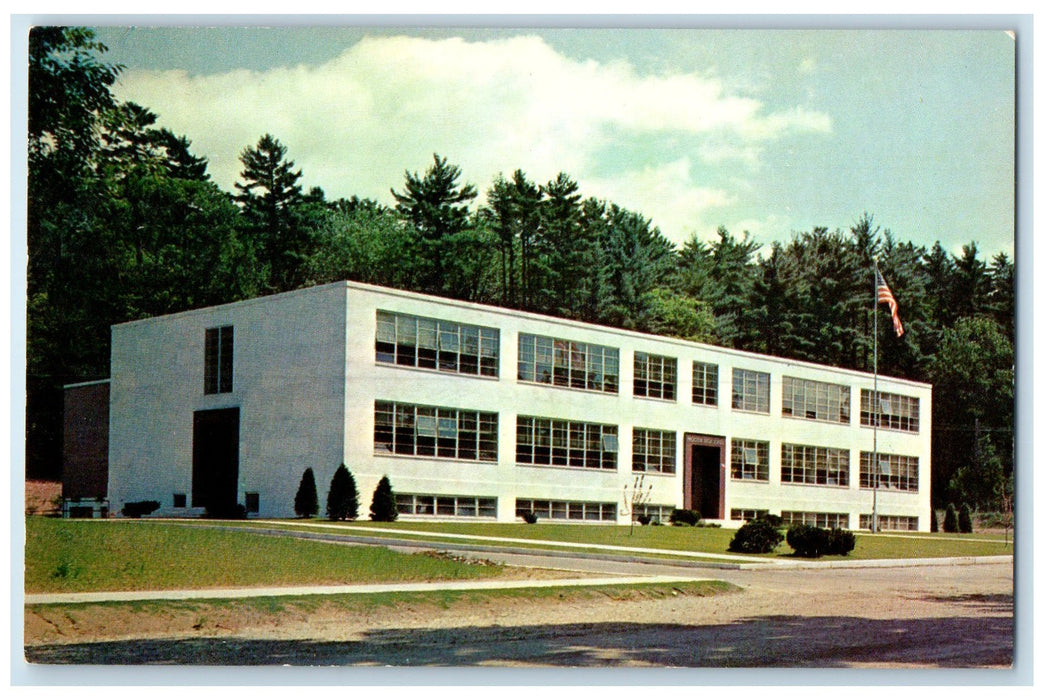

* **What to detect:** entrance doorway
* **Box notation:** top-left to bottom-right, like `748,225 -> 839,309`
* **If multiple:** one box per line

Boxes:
192,407 -> 240,513
684,433 -> 725,519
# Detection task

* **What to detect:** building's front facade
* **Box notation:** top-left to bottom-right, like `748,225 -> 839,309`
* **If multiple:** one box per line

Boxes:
108,281 -> 932,531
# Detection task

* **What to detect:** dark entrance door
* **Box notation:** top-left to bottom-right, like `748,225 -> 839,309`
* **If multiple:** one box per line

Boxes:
683,433 -> 725,519
192,407 -> 240,513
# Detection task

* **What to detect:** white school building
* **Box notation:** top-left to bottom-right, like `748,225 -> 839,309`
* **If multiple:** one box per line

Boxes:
106,280 -> 932,531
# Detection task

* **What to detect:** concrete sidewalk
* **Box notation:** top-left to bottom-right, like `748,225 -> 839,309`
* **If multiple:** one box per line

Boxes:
24,574 -> 706,605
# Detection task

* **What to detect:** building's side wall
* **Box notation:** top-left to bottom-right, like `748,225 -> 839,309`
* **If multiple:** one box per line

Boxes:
62,381 -> 110,502
342,285 -> 932,531
108,284 -> 347,517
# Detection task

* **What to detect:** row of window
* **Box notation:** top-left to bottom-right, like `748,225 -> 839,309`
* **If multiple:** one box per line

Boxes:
374,401 -> 498,462
517,333 -> 620,393
514,498 -> 618,522
376,311 -> 499,377
395,493 -> 497,518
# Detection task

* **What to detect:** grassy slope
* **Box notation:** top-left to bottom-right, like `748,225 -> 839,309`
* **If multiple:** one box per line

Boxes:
25,517 -> 509,593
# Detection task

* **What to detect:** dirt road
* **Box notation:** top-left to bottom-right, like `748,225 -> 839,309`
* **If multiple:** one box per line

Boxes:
24,559 -> 1013,668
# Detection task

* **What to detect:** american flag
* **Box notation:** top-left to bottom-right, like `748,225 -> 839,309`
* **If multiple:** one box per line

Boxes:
876,268 -> 904,337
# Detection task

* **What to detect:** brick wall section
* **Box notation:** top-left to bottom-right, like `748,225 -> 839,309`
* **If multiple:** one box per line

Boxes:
62,382 -> 109,500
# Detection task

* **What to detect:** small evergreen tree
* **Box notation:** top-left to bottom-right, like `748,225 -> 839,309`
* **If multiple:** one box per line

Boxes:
930,507 -> 939,533
943,503 -> 959,533
369,475 -> 398,522
958,503 -> 974,533
294,467 -> 319,518
326,464 -> 359,521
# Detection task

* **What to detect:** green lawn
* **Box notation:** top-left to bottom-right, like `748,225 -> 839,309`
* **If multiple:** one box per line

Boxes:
232,519 -> 1015,561
24,517 -> 511,594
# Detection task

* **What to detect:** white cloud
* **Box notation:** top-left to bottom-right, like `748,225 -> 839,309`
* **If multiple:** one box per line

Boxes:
112,33 -> 831,241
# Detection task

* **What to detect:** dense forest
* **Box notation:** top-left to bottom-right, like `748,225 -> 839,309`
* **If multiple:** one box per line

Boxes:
27,28 -> 1015,511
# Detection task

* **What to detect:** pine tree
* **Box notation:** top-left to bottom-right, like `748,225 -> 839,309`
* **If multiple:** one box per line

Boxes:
958,503 -> 974,534
943,503 -> 959,533
325,463 -> 359,521
294,467 -> 318,518
369,475 -> 398,522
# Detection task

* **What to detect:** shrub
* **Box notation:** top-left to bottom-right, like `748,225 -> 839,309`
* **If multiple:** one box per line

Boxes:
669,508 -> 700,526
728,518 -> 783,554
786,523 -> 831,558
930,507 -> 940,533
521,510 -> 538,524
636,514 -> 651,526
369,475 -> 398,522
943,503 -> 959,533
958,503 -> 974,533
759,513 -> 783,528
294,468 -> 319,518
826,528 -> 856,556
326,464 -> 360,521
121,500 -> 160,518
203,502 -> 247,519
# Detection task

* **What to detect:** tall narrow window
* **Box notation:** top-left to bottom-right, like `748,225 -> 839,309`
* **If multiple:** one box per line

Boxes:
732,368 -> 770,414
204,326 -> 233,394
692,361 -> 718,406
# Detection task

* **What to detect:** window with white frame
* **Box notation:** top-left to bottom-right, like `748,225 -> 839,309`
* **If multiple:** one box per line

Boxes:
860,389 -> 920,433
516,415 -> 618,470
633,352 -> 677,400
204,326 -> 233,394
515,498 -> 617,522
730,438 -> 769,481
859,451 -> 919,491
730,508 -> 769,522
782,376 -> 851,424
781,511 -> 849,529
732,368 -> 770,414
517,334 -> 619,393
396,494 -> 497,518
692,361 -> 718,406
781,443 -> 850,486
859,514 -> 918,531
376,310 -> 499,377
632,428 -> 676,474
374,401 -> 497,461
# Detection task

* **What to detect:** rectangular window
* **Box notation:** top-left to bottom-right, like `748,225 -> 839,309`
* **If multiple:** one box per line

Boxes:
516,415 -> 617,470
859,452 -> 919,492
204,326 -> 233,394
781,443 -> 850,487
782,377 -> 851,424
173,493 -> 187,508
374,401 -> 498,462
244,492 -> 259,514
517,333 -> 619,394
692,361 -> 719,406
516,498 -> 617,522
397,494 -> 497,518
732,368 -> 770,414
860,390 -> 920,433
781,511 -> 849,529
730,438 -> 769,481
633,352 -> 677,400
375,310 -> 499,378
632,428 -> 676,474
730,508 -> 769,522
859,514 -> 918,531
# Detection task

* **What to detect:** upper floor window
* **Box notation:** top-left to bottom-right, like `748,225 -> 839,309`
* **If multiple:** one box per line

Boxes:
860,390 -> 920,433
781,443 -> 850,487
730,438 -> 769,481
782,376 -> 851,424
204,326 -> 233,394
859,451 -> 919,492
516,415 -> 618,470
632,428 -> 676,474
732,368 -> 770,414
692,361 -> 718,406
376,311 -> 499,378
517,334 -> 619,394
374,400 -> 497,462
633,352 -> 676,400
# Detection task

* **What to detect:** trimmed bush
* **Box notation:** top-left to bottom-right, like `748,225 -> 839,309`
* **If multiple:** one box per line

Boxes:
326,464 -> 360,521
943,503 -> 959,533
728,518 -> 784,554
930,507 -> 940,533
827,528 -> 856,556
121,500 -> 160,518
203,502 -> 247,519
786,523 -> 831,558
369,475 -> 398,522
759,513 -> 783,528
294,467 -> 319,518
669,508 -> 701,526
636,514 -> 652,526
958,503 -> 974,533
521,510 -> 538,524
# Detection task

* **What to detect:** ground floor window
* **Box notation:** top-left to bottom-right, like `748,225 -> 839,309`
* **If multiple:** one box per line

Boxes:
396,494 -> 497,518
781,510 -> 849,529
859,514 -> 918,531
515,498 -> 617,522
634,504 -> 676,522
730,508 -> 769,521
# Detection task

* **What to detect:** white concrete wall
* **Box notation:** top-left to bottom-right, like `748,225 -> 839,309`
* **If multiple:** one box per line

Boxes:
108,284 -> 347,517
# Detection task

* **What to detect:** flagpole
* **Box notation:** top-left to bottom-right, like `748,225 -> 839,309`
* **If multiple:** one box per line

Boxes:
872,261 -> 880,534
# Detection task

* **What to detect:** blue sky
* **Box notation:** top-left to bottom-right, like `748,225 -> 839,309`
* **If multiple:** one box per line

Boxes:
89,25 -> 1016,259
